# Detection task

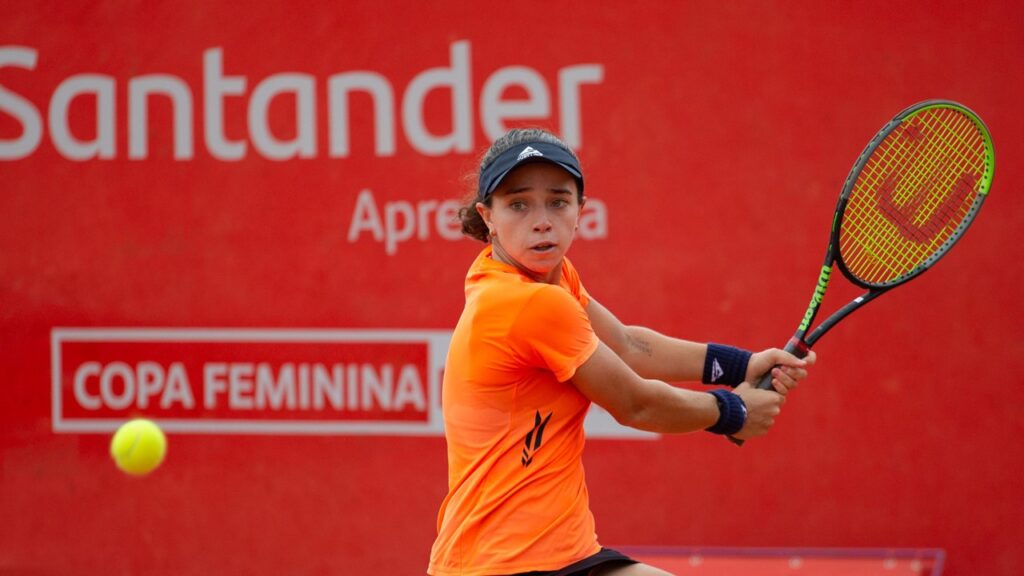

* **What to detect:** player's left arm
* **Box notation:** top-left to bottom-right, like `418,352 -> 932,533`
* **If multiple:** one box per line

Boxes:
586,298 -> 703,381
586,298 -> 813,392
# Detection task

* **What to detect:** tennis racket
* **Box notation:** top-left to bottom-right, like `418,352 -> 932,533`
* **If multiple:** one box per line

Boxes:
731,100 -> 995,446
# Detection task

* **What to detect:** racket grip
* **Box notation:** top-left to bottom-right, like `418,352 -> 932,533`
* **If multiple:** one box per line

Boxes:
755,338 -> 809,390
728,338 -> 809,446
753,368 -> 776,390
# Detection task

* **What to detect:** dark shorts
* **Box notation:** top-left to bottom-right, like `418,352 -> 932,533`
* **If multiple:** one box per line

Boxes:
511,548 -> 638,576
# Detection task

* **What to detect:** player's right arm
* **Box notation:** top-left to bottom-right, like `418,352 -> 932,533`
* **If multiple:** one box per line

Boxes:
571,340 -> 784,439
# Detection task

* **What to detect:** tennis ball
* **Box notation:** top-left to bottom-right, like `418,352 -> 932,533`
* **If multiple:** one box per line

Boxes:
110,418 -> 167,476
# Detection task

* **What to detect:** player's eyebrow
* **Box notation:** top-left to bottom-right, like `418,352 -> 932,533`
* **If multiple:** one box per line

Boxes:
503,186 -> 573,195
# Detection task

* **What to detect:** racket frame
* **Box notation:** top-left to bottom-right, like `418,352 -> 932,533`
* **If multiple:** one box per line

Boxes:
782,100 -> 993,360
729,100 -> 994,446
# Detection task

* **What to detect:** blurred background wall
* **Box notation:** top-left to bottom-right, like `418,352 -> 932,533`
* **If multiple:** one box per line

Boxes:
2,1 -> 1022,574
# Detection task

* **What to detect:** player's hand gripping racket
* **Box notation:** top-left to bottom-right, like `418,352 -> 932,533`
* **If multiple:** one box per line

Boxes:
731,100 -> 995,446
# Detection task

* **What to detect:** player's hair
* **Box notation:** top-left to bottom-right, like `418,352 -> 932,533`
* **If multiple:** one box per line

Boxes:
459,128 -> 582,243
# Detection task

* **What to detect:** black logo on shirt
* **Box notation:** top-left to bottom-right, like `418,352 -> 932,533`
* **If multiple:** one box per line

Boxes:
521,410 -> 552,468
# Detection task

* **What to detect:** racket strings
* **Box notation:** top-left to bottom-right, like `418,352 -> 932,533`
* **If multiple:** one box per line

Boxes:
850,115 -> 977,277
839,106 -> 987,286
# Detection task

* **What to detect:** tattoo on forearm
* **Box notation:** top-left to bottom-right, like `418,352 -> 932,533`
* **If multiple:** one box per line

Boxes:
627,334 -> 653,356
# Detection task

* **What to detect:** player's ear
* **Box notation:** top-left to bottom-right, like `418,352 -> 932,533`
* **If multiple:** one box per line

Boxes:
475,202 -> 495,235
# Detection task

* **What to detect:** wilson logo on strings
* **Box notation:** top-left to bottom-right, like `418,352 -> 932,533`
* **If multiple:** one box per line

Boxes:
875,171 -> 976,241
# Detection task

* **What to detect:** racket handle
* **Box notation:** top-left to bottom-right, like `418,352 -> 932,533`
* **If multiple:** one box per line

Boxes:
752,367 -> 776,390
729,338 -> 809,446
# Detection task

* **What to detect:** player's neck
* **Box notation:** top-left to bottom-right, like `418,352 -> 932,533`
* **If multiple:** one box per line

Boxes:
490,241 -> 561,285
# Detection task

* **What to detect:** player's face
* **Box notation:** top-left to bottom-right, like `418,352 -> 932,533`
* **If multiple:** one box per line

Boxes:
477,162 -> 582,284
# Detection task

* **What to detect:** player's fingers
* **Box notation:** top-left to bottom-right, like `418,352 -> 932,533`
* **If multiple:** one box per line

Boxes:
782,365 -> 808,382
775,351 -> 809,368
771,379 -> 787,395
772,392 -> 786,408
771,368 -> 799,392
770,347 -> 815,368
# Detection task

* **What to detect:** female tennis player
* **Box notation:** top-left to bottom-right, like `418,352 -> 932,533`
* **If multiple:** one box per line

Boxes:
428,129 -> 815,576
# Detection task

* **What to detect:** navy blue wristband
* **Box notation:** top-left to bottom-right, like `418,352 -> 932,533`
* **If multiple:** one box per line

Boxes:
705,389 -> 747,436
702,343 -> 752,386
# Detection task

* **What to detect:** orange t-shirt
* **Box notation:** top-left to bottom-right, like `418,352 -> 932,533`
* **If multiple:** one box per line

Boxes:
428,246 -> 601,576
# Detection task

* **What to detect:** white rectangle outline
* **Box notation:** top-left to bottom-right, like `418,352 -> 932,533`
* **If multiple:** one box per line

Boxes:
51,327 -> 451,436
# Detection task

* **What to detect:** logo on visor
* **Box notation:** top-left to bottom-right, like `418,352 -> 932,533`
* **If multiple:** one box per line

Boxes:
517,146 -> 544,161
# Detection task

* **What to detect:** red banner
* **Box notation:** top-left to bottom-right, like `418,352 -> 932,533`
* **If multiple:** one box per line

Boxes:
2,2 -> 1023,575
53,329 -> 443,429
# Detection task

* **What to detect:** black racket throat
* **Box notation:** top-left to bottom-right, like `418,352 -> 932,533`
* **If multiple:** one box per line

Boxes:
753,263 -> 887,392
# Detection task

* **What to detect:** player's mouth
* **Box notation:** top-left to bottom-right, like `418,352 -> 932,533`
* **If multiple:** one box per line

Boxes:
530,241 -> 558,253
